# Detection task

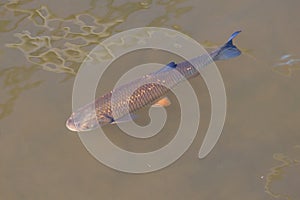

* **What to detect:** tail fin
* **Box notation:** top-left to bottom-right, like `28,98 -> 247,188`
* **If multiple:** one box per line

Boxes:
212,30 -> 242,61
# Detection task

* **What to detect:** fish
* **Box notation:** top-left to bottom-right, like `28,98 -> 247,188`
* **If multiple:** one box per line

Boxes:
66,31 -> 242,132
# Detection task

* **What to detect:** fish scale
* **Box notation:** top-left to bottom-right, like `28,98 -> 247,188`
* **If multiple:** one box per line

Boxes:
66,31 -> 242,132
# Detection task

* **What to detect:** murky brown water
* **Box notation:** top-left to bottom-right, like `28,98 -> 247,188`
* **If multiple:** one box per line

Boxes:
1,0 -> 300,199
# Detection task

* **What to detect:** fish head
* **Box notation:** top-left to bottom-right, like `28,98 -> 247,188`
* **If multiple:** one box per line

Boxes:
66,110 -> 114,132
66,112 -> 98,132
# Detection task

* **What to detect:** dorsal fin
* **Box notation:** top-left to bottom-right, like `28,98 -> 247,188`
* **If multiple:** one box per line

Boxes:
167,62 -> 177,68
153,61 -> 177,74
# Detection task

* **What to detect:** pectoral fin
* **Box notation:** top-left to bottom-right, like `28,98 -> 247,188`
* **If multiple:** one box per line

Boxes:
152,97 -> 171,107
111,113 -> 137,124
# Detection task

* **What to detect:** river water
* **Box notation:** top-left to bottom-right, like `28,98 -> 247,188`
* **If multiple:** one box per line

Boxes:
0,0 -> 299,199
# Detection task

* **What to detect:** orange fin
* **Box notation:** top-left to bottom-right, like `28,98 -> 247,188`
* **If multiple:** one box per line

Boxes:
152,97 -> 171,107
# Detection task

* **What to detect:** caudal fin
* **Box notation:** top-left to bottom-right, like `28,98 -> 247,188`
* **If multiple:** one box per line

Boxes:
213,30 -> 242,61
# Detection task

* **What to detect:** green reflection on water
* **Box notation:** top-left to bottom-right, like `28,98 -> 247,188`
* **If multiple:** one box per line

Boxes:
265,147 -> 300,200
2,0 -> 192,75
273,66 -> 300,77
0,65 -> 43,119
0,0 -> 191,120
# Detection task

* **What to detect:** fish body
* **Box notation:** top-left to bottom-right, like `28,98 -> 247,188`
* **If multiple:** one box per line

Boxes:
66,31 -> 241,132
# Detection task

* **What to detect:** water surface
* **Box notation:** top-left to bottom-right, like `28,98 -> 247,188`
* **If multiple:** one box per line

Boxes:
1,0 -> 300,199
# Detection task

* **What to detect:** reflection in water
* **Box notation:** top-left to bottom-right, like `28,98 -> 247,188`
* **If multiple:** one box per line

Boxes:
273,54 -> 300,76
3,1 -> 128,74
149,0 -> 192,28
1,0 -> 300,199
0,0 -> 192,120
0,65 -> 42,119
265,147 -> 300,200
3,0 -> 192,75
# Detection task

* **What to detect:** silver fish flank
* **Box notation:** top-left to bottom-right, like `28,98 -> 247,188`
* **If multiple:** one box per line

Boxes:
66,31 -> 242,132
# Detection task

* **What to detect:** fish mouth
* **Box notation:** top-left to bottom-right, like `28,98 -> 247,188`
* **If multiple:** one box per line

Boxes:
66,117 -> 79,132
66,115 -> 96,132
